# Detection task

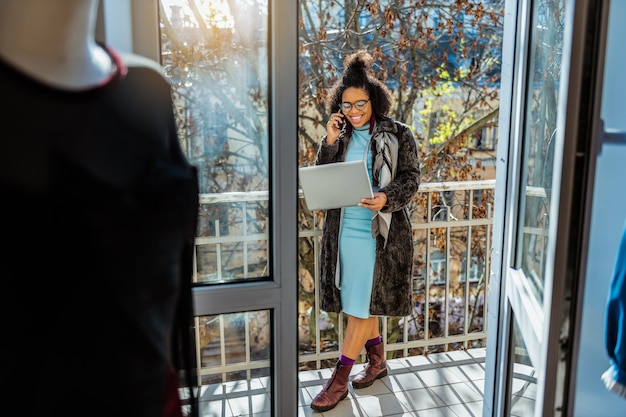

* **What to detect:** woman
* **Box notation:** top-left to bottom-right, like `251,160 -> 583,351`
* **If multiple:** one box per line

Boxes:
310,50 -> 421,412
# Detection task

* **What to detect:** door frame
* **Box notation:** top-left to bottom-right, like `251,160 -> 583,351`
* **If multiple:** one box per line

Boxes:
101,1 -> 300,416
484,0 -> 610,416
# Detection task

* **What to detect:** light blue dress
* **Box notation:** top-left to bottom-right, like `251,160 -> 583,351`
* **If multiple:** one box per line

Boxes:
339,125 -> 376,318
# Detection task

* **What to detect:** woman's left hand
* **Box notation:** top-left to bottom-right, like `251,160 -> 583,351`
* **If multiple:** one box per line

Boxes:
359,192 -> 388,211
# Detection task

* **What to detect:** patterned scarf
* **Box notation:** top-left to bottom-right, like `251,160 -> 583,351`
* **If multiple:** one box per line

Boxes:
372,130 -> 398,248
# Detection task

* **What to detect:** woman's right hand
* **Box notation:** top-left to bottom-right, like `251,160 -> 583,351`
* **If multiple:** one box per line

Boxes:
324,111 -> 345,144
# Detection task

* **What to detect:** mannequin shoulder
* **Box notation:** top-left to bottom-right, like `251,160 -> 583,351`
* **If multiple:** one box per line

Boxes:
118,52 -> 166,77
115,51 -> 174,100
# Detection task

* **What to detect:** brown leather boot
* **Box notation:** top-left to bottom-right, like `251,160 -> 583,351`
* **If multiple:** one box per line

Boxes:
310,362 -> 351,412
351,342 -> 388,389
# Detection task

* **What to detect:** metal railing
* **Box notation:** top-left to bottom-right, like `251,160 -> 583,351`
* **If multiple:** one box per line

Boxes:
192,180 -> 496,383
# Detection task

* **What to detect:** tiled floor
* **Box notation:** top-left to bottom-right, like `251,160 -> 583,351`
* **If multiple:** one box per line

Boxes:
196,348 -> 537,416
299,348 -> 487,417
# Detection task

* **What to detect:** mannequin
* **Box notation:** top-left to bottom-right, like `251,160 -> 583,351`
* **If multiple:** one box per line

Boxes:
0,0 -> 113,89
0,1 -> 199,416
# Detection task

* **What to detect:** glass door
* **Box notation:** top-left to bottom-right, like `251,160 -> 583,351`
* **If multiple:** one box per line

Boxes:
484,0 -> 609,416
111,1 -> 300,415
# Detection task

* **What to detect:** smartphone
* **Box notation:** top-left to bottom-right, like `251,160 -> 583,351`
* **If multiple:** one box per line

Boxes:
337,108 -> 345,130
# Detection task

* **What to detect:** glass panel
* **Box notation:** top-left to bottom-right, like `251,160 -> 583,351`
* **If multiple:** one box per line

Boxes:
394,229 -> 429,355
509,314 -> 538,416
195,311 -> 271,415
159,0 -> 270,284
519,0 -> 566,304
298,209 -> 340,370
468,225 -> 488,337
296,0 -> 501,371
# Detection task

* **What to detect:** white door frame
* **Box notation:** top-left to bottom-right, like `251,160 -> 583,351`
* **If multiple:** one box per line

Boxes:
484,0 -> 610,416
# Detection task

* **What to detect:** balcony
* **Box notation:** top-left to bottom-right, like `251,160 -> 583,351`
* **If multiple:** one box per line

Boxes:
186,179 -> 539,416
194,347 -> 538,416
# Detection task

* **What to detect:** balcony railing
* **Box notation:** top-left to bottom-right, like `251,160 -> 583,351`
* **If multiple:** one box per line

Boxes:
192,179 -> 495,384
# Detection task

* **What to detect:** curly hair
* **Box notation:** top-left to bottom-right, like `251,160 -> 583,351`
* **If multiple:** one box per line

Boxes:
325,50 -> 394,118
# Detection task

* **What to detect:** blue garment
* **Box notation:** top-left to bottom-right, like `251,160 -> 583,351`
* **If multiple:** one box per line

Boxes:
339,126 -> 376,318
605,219 -> 626,389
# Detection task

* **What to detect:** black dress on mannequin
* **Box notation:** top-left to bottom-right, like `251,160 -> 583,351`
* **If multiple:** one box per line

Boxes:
0,45 -> 198,417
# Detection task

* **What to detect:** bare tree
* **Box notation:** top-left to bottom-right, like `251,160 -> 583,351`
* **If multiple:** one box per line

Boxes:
298,0 -> 504,184
160,0 -> 269,194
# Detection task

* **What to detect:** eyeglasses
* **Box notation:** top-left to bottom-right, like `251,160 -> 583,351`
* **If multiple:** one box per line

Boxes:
340,99 -> 370,112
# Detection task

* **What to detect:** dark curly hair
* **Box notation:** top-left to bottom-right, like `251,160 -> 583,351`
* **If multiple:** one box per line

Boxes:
325,50 -> 394,118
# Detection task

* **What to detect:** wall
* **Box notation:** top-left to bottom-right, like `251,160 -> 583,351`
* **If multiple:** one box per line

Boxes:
573,0 -> 626,415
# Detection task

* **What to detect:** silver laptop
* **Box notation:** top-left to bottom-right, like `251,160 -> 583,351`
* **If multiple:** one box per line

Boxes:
299,160 -> 374,210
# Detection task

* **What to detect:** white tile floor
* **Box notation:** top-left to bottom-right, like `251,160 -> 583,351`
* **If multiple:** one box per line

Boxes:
196,348 -> 537,417
299,349 -> 487,417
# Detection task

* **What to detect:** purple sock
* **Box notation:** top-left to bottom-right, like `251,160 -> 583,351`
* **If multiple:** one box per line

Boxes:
339,354 -> 355,366
365,336 -> 382,348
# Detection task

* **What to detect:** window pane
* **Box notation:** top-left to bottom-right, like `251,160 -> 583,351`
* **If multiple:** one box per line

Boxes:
509,314 -> 538,415
519,0 -> 566,304
159,0 -> 270,283
195,311 -> 271,415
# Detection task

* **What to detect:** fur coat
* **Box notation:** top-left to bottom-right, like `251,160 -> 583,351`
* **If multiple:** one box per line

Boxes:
315,116 -> 421,317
